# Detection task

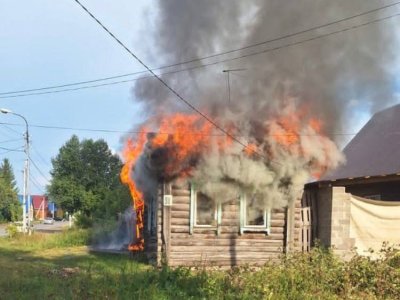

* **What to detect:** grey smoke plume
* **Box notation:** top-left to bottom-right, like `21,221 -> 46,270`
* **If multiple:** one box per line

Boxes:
128,0 -> 400,207
92,207 -> 136,251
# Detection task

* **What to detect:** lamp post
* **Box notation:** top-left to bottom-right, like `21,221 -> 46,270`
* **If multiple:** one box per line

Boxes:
0,108 -> 30,234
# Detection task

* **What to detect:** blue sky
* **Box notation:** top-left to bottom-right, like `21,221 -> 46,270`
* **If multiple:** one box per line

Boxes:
0,0 -> 152,194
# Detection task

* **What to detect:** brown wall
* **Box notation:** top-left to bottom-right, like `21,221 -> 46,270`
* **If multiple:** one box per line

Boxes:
151,181 -> 302,267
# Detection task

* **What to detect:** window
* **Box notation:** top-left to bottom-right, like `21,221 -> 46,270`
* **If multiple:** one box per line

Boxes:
240,194 -> 270,234
146,196 -> 157,236
190,184 -> 221,234
195,192 -> 216,226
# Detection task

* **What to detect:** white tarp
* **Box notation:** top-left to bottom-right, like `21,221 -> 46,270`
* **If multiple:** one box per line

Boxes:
350,195 -> 400,256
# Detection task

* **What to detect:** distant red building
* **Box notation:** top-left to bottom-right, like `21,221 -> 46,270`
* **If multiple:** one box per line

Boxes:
32,195 -> 49,220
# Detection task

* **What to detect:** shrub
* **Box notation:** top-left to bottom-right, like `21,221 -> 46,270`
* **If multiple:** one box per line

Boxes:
75,213 -> 93,228
6,224 -> 18,238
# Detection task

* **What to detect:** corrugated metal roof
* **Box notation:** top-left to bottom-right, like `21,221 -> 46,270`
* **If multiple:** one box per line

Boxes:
323,104 -> 400,180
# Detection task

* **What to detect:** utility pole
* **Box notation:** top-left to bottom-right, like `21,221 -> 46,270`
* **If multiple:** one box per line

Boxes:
1,108 -> 30,234
22,168 -> 27,233
25,128 -> 31,234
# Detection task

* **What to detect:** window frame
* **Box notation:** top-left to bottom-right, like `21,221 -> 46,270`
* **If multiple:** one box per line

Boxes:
239,193 -> 270,234
190,183 -> 221,234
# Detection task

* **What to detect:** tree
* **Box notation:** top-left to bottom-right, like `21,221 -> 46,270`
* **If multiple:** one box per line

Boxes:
48,135 -> 131,221
0,158 -> 18,193
0,159 -> 20,222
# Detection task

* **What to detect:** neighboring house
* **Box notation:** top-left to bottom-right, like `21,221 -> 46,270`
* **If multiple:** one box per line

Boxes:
304,104 -> 400,257
143,182 -> 309,267
32,195 -> 49,220
18,195 -> 61,220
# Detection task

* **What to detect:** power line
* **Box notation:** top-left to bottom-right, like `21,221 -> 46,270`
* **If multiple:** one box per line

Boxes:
0,71 -> 144,96
0,149 -> 24,155
29,176 -> 45,194
0,146 -> 24,152
31,144 -> 52,168
0,76 -> 141,99
2,1 -> 400,97
29,157 -> 50,183
0,138 -> 24,144
3,8 -> 400,100
1,123 -> 22,135
73,0 -> 281,164
2,11 -> 400,102
0,120 -> 362,136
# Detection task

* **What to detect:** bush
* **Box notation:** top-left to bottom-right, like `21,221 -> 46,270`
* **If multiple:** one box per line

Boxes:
75,213 -> 93,228
6,224 -> 18,238
152,245 -> 400,299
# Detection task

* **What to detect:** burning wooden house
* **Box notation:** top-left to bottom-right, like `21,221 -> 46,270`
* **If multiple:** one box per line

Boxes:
142,180 -> 302,267
304,104 -> 400,257
120,104 -> 344,266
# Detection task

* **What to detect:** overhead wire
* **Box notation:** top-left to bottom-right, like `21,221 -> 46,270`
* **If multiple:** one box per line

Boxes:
15,1 -> 268,165
29,157 -> 51,183
2,9 -> 400,99
70,0 -> 400,164
1,124 -> 22,135
1,1 -> 400,97
0,146 -> 24,152
1,2 -> 395,171
31,144 -> 52,168
0,121 -> 360,137
29,175 -> 46,194
0,148 -> 24,155
0,138 -> 24,144
3,10 -> 400,100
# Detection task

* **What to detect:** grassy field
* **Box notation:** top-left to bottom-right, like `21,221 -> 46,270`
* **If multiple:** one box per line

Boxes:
0,230 -> 399,299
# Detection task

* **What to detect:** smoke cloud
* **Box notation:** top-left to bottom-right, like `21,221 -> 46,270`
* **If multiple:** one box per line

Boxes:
126,0 -> 400,207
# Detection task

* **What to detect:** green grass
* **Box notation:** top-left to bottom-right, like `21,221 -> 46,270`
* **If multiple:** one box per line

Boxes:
0,231 -> 399,299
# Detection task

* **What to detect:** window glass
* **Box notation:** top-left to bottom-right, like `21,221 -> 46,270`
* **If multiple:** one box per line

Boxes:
245,194 -> 265,226
196,192 -> 216,226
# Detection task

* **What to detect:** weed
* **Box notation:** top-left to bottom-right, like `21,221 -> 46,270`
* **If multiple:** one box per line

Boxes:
0,232 -> 399,299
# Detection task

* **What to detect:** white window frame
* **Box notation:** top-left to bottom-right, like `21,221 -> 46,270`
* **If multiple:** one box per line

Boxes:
240,193 -> 270,234
189,183 -> 221,234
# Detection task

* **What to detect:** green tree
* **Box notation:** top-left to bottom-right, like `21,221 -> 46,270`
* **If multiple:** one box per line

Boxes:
0,159 -> 21,222
0,158 -> 18,193
48,135 -> 131,222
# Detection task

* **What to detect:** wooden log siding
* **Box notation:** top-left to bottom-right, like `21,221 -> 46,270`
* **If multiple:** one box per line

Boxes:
153,183 -> 297,267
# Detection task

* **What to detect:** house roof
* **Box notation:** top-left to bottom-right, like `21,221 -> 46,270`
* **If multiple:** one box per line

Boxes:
323,104 -> 400,181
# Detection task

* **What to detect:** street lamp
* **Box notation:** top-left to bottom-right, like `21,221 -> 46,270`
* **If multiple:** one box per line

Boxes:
0,108 -> 30,234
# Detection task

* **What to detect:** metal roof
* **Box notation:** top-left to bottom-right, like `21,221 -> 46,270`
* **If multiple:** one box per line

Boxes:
323,104 -> 400,181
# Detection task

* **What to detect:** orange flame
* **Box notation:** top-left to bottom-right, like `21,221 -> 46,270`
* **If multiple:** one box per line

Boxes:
120,130 -> 147,252
121,107 -> 333,252
267,106 -> 331,178
148,113 -> 231,178
120,114 -> 230,251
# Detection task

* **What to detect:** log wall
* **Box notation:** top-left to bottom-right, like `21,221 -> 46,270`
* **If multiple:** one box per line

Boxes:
150,181 -> 302,267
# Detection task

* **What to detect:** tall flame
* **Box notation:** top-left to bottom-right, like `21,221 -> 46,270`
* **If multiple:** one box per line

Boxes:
120,130 -> 147,252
